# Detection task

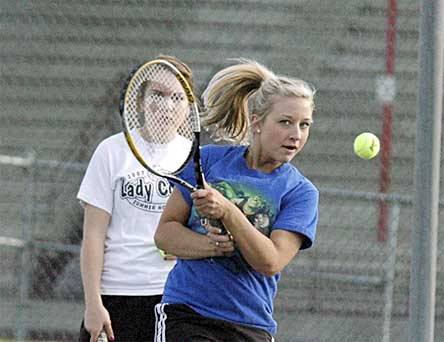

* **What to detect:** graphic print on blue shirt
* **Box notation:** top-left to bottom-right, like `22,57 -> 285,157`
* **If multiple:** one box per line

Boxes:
189,179 -> 277,273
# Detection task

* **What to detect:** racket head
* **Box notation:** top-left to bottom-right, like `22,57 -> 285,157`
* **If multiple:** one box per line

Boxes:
119,59 -> 201,189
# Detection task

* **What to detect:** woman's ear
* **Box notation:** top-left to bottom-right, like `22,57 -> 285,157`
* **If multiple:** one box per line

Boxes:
250,114 -> 262,134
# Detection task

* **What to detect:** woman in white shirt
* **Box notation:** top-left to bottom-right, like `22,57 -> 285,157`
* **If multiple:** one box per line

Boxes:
77,54 -> 234,342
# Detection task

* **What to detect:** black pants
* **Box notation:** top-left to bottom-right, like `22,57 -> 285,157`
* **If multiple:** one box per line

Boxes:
79,295 -> 162,342
154,303 -> 274,342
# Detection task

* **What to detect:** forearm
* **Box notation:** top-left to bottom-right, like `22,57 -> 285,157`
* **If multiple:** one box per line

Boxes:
155,221 -> 221,259
221,203 -> 281,275
80,239 -> 105,307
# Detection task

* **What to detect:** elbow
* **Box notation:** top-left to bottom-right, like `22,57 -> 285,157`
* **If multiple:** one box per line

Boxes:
154,225 -> 167,250
257,251 -> 300,276
255,261 -> 283,277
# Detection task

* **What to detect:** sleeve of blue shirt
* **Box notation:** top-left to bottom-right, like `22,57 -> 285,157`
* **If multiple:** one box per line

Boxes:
273,180 -> 319,249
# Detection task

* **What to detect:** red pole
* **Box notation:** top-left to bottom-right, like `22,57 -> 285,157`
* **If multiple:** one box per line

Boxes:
378,0 -> 397,241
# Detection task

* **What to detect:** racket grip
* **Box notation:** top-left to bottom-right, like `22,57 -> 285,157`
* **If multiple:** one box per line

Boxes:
97,331 -> 108,342
195,167 -> 205,189
201,218 -> 227,235
193,134 -> 205,189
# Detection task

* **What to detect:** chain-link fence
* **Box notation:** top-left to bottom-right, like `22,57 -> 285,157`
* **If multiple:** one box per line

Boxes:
1,0 -> 443,341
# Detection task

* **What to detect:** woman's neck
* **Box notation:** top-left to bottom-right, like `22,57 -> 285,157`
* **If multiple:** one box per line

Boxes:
245,146 -> 282,173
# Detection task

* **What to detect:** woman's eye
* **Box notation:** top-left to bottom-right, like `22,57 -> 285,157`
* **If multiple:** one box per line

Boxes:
172,93 -> 185,102
280,120 -> 291,125
149,90 -> 163,99
301,122 -> 312,128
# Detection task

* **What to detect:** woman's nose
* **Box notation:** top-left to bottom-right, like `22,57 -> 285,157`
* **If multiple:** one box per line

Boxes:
164,96 -> 175,111
290,126 -> 302,140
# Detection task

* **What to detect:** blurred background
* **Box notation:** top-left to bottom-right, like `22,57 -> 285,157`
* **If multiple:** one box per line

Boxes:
0,0 -> 443,341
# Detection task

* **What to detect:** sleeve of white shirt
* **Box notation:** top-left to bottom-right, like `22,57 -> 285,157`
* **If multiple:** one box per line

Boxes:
77,140 -> 114,215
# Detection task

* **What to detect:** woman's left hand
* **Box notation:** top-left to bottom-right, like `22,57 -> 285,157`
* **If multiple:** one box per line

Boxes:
204,222 -> 235,256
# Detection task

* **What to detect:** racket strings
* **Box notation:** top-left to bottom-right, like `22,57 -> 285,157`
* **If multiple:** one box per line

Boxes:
124,64 -> 196,175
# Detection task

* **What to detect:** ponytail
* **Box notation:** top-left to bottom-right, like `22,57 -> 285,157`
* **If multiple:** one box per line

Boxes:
202,59 -> 315,144
202,59 -> 275,144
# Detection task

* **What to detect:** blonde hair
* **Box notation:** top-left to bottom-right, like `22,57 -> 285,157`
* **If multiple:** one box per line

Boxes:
202,59 -> 316,144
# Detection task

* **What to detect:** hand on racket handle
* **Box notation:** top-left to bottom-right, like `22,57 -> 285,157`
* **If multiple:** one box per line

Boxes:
92,328 -> 114,342
192,185 -> 228,234
85,305 -> 114,342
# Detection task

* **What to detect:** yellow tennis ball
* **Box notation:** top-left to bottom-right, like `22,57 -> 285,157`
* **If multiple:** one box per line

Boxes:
353,132 -> 380,159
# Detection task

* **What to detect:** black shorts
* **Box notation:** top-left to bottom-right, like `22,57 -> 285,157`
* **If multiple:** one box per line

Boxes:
79,294 -> 162,342
154,303 -> 274,342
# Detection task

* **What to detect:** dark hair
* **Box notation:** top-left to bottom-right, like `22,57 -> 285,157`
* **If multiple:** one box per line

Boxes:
156,54 -> 195,92
135,54 -> 195,115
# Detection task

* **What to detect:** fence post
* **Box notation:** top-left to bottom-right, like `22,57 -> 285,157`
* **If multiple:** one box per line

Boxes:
381,203 -> 400,342
15,152 -> 36,341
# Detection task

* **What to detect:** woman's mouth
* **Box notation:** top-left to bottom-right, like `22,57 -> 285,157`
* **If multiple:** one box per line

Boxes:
282,145 -> 297,151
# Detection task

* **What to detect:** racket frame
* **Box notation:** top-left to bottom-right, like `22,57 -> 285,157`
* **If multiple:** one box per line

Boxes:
120,59 -> 204,192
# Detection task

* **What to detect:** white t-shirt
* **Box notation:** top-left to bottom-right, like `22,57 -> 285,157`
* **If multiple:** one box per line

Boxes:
77,132 -> 188,296
131,129 -> 193,174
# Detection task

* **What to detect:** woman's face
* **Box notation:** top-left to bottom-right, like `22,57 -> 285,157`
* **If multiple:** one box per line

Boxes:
253,95 -> 313,169
141,73 -> 190,142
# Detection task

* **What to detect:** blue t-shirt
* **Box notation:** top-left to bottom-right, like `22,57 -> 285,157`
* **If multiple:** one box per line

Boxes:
162,144 -> 319,335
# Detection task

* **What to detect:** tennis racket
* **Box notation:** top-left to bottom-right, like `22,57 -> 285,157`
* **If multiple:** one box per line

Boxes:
97,331 -> 108,342
119,59 -> 205,192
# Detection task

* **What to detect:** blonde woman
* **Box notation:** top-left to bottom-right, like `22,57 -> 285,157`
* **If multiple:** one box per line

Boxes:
154,59 -> 319,341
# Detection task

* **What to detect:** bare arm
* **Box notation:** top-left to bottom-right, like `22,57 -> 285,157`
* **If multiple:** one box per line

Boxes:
80,204 -> 114,342
192,187 -> 304,276
154,188 -> 234,259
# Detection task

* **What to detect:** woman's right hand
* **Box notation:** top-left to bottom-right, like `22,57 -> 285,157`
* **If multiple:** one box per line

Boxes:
84,304 -> 114,342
